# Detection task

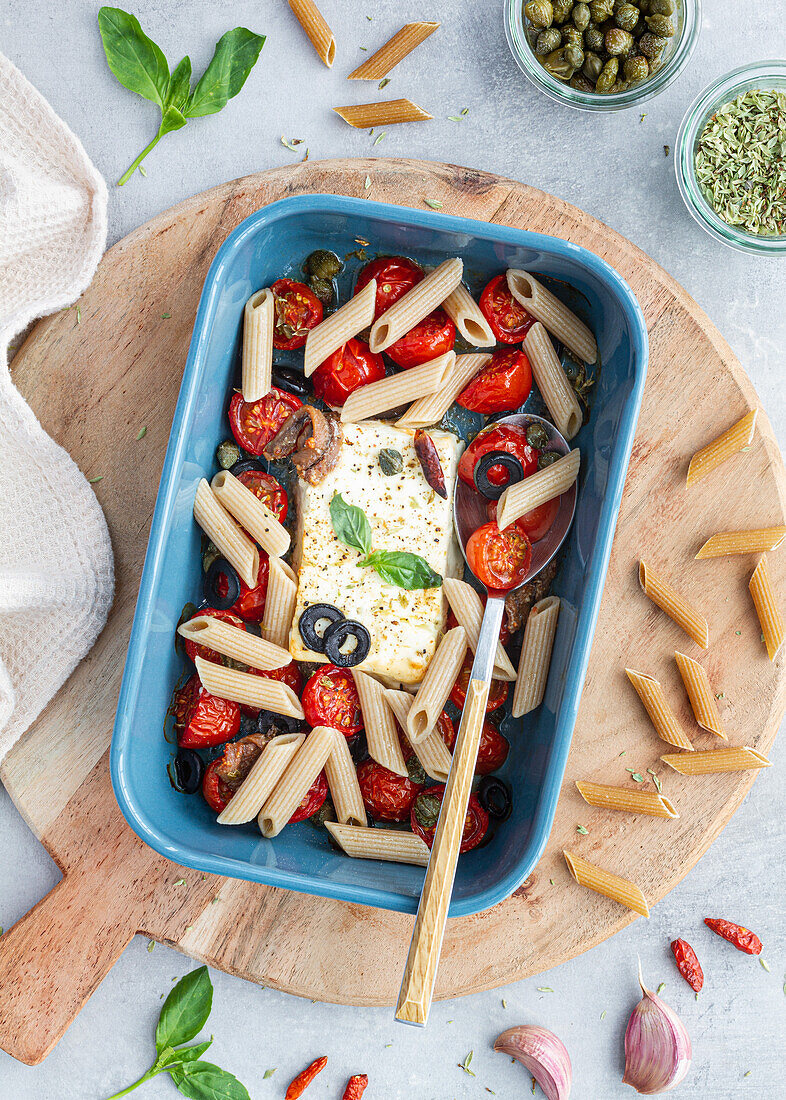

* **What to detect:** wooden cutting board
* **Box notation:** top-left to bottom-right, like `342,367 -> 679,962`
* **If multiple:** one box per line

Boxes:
1,158 -> 784,1067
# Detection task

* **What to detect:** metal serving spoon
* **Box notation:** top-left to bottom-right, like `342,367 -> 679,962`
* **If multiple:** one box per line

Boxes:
395,413 -> 577,1027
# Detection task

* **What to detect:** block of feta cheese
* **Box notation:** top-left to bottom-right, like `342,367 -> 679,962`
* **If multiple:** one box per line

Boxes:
289,419 -> 463,685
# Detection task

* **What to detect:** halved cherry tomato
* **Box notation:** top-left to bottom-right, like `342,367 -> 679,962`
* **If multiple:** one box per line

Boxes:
355,256 -> 424,319
202,758 -> 234,813
224,554 -> 269,622
466,521 -> 533,591
456,348 -> 532,413
440,717 -> 509,775
241,660 -> 303,718
236,469 -> 288,523
386,309 -> 455,369
357,759 -> 424,821
288,770 -> 329,823
174,674 -> 240,749
271,278 -> 323,350
486,498 -> 560,544
302,664 -> 363,737
311,337 -> 385,408
228,389 -> 303,456
458,423 -> 539,489
411,785 -> 489,852
449,655 -> 509,713
183,608 -> 246,664
479,273 -> 535,344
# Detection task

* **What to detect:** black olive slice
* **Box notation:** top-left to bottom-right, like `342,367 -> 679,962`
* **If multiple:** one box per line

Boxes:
473,451 -> 526,500
173,748 -> 204,794
323,619 -> 371,667
476,775 -> 512,821
228,457 -> 266,478
272,364 -> 311,398
204,558 -> 241,610
299,603 -> 344,653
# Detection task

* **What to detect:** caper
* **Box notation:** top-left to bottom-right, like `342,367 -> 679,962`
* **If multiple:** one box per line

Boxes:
304,249 -> 341,280
589,0 -> 613,21
562,355 -> 586,388
638,30 -> 667,57
536,26 -> 562,52
648,0 -> 674,13
644,12 -> 674,35
595,56 -> 618,91
583,50 -> 603,80
638,0 -> 651,11
583,23 -> 604,50
202,540 -> 221,574
310,798 -> 337,827
526,422 -> 550,449
308,276 -> 333,304
570,72 -> 594,92
406,756 -> 429,787
561,24 -> 583,47
551,0 -> 574,23
542,46 -> 576,79
610,79 -> 631,92
378,448 -> 403,476
572,1 -> 590,29
564,43 -> 584,68
216,440 -> 242,469
537,451 -> 561,469
525,0 -> 554,26
623,54 -> 649,82
614,2 -> 639,31
605,27 -> 634,55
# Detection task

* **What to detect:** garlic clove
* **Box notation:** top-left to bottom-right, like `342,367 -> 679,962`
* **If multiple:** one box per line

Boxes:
494,1024 -> 572,1100
623,966 -> 692,1094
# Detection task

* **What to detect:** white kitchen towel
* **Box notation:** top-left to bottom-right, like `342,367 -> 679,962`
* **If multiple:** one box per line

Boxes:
0,53 -> 113,765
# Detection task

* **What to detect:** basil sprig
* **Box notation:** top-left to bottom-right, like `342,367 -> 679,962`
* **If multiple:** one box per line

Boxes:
98,8 -> 265,185
103,966 -> 249,1100
329,493 -> 442,591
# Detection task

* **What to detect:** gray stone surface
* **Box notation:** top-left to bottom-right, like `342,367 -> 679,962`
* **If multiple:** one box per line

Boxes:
1,1 -> 785,1097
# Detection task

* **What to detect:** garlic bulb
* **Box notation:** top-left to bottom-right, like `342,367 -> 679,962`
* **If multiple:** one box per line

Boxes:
623,966 -> 692,1094
494,1025 -> 572,1100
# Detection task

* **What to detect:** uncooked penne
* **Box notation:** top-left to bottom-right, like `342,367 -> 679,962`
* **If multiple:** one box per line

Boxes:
674,651 -> 726,739
211,470 -> 290,558
259,726 -> 334,837
512,596 -> 560,717
563,850 -> 649,918
304,278 -> 377,377
443,578 -> 516,681
217,734 -> 304,825
661,747 -> 771,775
341,352 -> 453,423
369,259 -> 463,353
178,616 -> 291,671
441,284 -> 495,346
333,99 -> 432,128
523,324 -> 583,441
325,821 -> 431,866
625,668 -> 694,752
383,688 -> 452,783
687,409 -> 758,487
195,656 -> 304,720
264,557 -> 298,649
750,556 -> 785,661
348,21 -> 440,79
507,269 -> 597,363
497,450 -> 580,532
407,626 -> 467,744
287,0 -> 335,66
241,288 -> 273,402
193,479 -> 259,589
695,526 -> 786,559
324,727 -> 366,826
639,561 -> 709,649
353,669 -> 408,777
575,781 -> 678,819
396,352 -> 489,429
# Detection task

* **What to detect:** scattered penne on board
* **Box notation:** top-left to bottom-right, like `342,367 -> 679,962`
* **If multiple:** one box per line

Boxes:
325,821 -> 431,866
576,781 -> 678,819
674,651 -> 726,739
625,668 -> 694,751
661,747 -> 771,775
241,288 -> 273,402
287,0 -> 335,66
497,450 -> 580,532
686,409 -> 758,487
512,596 -> 561,717
563,850 -> 650,917
193,478 -> 259,589
333,99 -> 432,128
523,323 -> 583,441
695,526 -> 786,559
749,555 -> 785,660
348,22 -> 440,79
638,561 -> 709,649
507,269 -> 597,364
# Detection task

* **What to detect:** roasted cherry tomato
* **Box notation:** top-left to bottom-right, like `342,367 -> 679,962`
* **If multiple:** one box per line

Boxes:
210,554 -> 269,623
479,273 -> 535,344
236,468 -> 288,522
271,278 -> 323,350
449,655 -> 510,713
228,388 -> 303,456
411,785 -> 489,853
302,664 -> 363,736
385,309 -> 455,369
183,608 -> 246,664
486,498 -> 560,544
357,759 -> 424,821
466,521 -> 533,591
201,732 -> 269,811
311,337 -> 386,407
241,660 -> 303,718
355,255 -> 424,318
288,770 -> 329,823
458,423 -> 538,489
174,673 -> 240,749
456,348 -> 532,413
440,716 -> 509,775
202,758 -> 234,813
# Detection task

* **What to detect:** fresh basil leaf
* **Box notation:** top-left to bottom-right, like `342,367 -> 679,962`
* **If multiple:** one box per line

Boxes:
158,1039 -> 213,1069
329,493 -> 372,556
361,551 -> 442,590
167,55 -> 192,112
186,28 -> 265,118
170,1061 -> 250,1100
156,966 -> 213,1054
159,104 -> 188,137
98,7 -> 170,109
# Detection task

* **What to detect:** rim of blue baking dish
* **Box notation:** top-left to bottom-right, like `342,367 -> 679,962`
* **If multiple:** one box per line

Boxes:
111,193 -> 649,916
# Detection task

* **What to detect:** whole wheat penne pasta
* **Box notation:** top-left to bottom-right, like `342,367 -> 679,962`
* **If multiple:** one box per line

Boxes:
507,269 -> 597,363
304,279 -> 377,376
193,479 -> 258,589
674,651 -> 726,739
563,850 -> 649,917
287,0 -> 335,66
324,727 -> 367,826
639,561 -> 709,649
195,656 -> 304,720
396,352 -> 489,429
348,21 -> 440,79
443,578 -> 516,681
625,668 -> 694,751
178,616 -> 291,671
575,781 -> 678,819
498,450 -> 580,531
325,821 -> 431,866
217,734 -> 305,825
211,470 -> 290,558
369,259 -> 463,352
353,670 -> 408,776
749,555 -> 785,660
661,747 -> 771,775
523,324 -> 583,441
441,284 -> 495,346
383,688 -> 453,782
258,726 -> 334,837
341,353 -> 453,423
512,596 -> 561,717
695,526 -> 786,559
241,288 -> 273,402
407,626 -> 467,743
333,99 -> 432,128
263,557 -> 297,649
687,409 -> 758,487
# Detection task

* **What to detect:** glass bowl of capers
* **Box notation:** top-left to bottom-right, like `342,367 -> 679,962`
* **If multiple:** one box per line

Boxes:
505,0 -> 700,111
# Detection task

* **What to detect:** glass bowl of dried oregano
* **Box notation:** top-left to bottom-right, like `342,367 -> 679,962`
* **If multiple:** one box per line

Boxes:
676,61 -> 786,254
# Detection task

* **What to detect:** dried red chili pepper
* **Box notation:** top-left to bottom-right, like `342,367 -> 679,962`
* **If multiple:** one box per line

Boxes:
704,918 -> 762,955
671,938 -> 704,991
414,429 -> 447,498
342,1074 -> 369,1099
285,1056 -> 328,1099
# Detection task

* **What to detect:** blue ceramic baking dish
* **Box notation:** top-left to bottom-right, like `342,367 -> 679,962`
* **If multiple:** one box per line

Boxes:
111,193 -> 648,917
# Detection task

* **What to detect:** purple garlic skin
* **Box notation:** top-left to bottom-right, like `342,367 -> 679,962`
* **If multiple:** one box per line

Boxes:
494,1024 -> 572,1100
623,976 -> 692,1094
